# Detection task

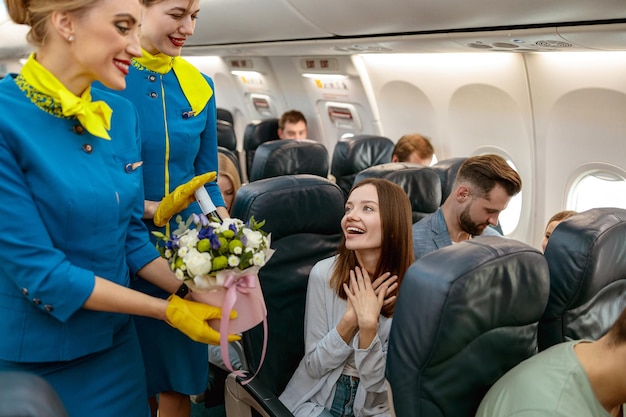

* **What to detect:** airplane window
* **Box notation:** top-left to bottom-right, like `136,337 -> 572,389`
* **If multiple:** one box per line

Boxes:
567,171 -> 626,212
498,158 -> 522,236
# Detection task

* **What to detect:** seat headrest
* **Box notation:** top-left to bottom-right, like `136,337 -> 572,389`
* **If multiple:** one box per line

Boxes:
0,371 -> 70,417
243,118 -> 280,151
431,157 -> 468,205
331,135 -> 394,177
217,120 -> 237,151
249,139 -> 329,182
230,175 -> 345,242
330,134 -> 394,197
387,236 -> 550,417
216,107 -> 234,125
354,162 -> 441,222
539,207 -> 626,349
243,118 -> 281,180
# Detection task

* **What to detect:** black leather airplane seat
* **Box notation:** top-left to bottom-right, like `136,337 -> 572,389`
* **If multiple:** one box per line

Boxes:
216,107 -> 234,125
0,372 -> 69,417
243,118 -> 280,180
217,119 -> 237,151
354,162 -> 441,223
538,207 -> 626,351
249,139 -> 329,182
386,236 -> 550,417
330,134 -> 394,198
226,175 -> 345,417
430,157 -> 467,205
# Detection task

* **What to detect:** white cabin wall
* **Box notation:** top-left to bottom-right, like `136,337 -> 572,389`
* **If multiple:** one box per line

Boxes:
525,51 -> 626,246
356,52 -> 535,245
266,57 -> 323,146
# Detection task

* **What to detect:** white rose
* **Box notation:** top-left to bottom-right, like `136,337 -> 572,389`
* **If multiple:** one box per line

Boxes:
233,246 -> 242,255
228,255 -> 240,267
178,230 -> 199,249
184,249 -> 213,277
164,249 -> 173,258
252,251 -> 266,266
178,246 -> 189,257
243,228 -> 264,249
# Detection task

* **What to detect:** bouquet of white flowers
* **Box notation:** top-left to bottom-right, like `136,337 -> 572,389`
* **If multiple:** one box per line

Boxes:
154,214 -> 272,290
153,213 -> 273,378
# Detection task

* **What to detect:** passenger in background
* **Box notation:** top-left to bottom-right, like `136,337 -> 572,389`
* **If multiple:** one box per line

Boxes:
0,1 -> 234,417
280,178 -> 414,417
541,210 -> 577,252
278,109 -> 309,139
217,153 -> 242,212
476,305 -> 626,417
94,1 -> 229,416
391,133 -> 435,165
412,154 -> 522,259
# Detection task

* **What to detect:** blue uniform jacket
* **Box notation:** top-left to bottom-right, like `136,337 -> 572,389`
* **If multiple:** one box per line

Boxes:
99,62 -> 225,239
0,75 -> 159,362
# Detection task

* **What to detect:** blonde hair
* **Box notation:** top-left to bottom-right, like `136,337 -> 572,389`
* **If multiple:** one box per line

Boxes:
5,0 -> 98,46
218,153 -> 242,195
545,210 -> 577,231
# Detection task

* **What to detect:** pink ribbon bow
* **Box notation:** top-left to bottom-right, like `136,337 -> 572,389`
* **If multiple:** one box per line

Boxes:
219,273 -> 268,385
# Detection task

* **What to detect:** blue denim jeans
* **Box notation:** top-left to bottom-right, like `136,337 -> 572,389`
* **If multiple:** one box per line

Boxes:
317,374 -> 360,417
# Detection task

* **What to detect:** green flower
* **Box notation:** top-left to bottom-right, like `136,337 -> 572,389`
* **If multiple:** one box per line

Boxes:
218,237 -> 229,255
197,238 -> 211,253
212,255 -> 228,271
229,239 -> 243,254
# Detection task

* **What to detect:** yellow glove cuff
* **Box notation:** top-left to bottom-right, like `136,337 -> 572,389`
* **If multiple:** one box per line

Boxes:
153,171 -> 217,227
165,294 -> 240,345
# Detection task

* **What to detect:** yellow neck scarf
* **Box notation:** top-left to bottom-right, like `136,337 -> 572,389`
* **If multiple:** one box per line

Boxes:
134,49 -> 213,117
20,54 -> 112,140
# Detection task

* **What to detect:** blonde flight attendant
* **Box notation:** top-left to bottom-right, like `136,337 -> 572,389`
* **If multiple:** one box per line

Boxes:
95,1 -> 228,416
0,1 -> 235,417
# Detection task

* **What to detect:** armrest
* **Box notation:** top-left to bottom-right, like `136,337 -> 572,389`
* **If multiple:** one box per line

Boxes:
224,373 -> 294,417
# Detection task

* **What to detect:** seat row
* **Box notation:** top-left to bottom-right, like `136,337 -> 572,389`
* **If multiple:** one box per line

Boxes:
217,117 -> 474,225
215,116 -> 399,188
220,173 -> 626,417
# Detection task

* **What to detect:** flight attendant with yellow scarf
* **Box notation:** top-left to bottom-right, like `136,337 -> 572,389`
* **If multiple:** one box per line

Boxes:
98,1 -> 229,416
0,1 -> 236,417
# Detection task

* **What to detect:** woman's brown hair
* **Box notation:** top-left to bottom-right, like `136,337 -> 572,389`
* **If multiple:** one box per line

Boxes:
330,178 -> 414,317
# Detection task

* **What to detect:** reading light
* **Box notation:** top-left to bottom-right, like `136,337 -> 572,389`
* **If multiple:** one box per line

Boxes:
230,70 -> 262,77
301,73 -> 349,80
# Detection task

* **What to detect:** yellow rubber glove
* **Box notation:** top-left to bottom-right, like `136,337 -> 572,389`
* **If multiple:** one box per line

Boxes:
153,171 -> 217,227
165,294 -> 240,345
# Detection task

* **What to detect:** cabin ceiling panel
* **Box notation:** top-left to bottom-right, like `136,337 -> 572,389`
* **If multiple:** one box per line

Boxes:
183,35 -> 468,57
558,24 -> 626,51
287,0 -> 626,37
188,0 -> 330,46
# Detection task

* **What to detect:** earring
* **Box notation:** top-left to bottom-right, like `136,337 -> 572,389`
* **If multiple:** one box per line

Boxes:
68,35 -> 75,42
